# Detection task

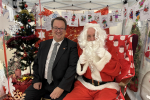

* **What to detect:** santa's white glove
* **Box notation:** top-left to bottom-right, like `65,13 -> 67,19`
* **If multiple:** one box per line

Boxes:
96,48 -> 106,58
79,48 -> 87,64
93,48 -> 111,71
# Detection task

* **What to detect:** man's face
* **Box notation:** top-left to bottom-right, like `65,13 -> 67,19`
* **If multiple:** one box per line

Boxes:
87,28 -> 95,41
52,20 -> 66,42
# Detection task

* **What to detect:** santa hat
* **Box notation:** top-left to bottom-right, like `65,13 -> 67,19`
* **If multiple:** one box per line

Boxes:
83,20 -> 100,30
90,20 -> 97,24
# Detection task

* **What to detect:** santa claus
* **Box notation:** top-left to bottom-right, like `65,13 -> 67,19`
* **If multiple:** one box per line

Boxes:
64,21 -> 122,100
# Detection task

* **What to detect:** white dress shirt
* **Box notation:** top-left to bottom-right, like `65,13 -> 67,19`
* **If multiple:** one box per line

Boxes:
44,39 -> 63,79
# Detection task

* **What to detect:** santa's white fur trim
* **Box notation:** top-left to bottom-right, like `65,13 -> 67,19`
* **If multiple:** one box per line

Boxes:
76,60 -> 89,75
78,76 -> 120,91
91,66 -> 102,82
93,50 -> 111,71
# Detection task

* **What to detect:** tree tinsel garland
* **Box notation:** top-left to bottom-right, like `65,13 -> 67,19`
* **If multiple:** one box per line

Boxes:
6,36 -> 22,48
6,35 -> 39,48
128,23 -> 142,92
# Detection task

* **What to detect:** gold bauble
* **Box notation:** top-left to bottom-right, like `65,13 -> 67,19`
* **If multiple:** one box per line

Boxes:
4,5 -> 7,9
22,77 -> 27,80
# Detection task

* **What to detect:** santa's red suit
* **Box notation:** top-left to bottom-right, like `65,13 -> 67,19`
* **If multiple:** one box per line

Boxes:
64,41 -> 122,100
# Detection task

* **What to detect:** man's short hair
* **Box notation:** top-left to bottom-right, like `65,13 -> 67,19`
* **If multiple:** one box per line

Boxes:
51,17 -> 67,30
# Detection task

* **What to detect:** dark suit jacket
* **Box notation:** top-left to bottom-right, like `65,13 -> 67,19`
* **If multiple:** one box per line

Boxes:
32,38 -> 79,92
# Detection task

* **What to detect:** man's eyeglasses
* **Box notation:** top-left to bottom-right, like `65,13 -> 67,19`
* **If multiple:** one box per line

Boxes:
53,27 -> 66,31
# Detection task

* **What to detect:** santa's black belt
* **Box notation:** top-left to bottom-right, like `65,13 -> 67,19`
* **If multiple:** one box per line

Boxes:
82,76 -> 113,86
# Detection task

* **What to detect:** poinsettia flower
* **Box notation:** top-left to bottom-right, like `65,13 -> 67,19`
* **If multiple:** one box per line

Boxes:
39,8 -> 53,16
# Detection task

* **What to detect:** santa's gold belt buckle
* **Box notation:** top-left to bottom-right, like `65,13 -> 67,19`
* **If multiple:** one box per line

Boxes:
92,79 -> 100,86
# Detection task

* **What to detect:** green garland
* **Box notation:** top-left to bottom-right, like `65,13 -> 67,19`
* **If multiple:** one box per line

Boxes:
128,23 -> 142,91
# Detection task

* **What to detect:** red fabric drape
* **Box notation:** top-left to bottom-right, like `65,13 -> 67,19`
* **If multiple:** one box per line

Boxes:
95,7 -> 109,14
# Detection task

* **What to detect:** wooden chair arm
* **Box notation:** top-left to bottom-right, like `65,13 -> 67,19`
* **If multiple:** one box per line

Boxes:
119,77 -> 132,87
119,77 -> 132,95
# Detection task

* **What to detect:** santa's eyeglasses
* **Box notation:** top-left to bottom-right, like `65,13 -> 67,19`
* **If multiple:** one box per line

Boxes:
52,27 -> 66,31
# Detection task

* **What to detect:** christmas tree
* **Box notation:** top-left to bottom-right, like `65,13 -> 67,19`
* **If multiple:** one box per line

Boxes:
128,23 -> 142,92
6,0 -> 40,75
3,55 -> 21,76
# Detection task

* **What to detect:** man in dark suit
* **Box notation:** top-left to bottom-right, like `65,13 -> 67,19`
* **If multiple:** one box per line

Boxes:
24,17 -> 79,100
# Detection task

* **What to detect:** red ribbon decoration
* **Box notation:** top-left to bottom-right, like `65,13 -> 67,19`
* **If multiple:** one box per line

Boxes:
39,0 -> 42,37
0,0 -> 2,13
1,0 -> 11,96
2,31 -> 11,95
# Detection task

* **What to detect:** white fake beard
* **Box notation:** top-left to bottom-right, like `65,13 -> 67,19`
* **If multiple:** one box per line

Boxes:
84,40 -> 101,62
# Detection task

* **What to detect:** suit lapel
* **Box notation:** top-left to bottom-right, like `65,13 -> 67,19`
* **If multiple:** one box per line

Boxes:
53,38 -> 67,69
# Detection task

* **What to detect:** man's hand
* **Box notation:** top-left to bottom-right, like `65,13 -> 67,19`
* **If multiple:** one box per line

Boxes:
50,87 -> 64,99
33,82 -> 42,90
